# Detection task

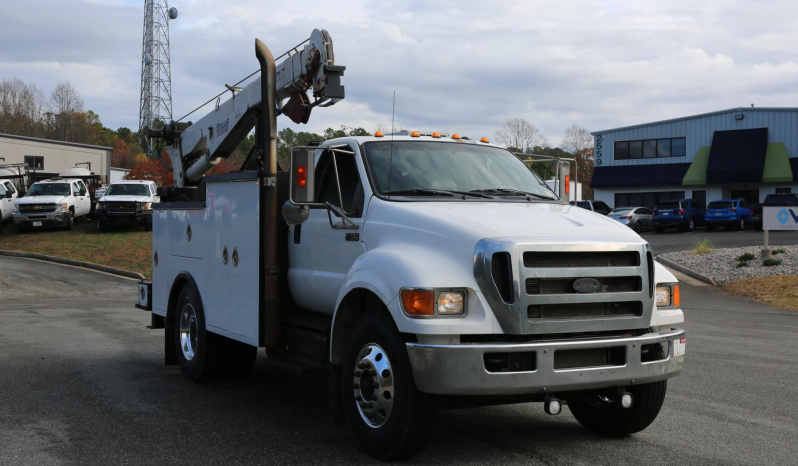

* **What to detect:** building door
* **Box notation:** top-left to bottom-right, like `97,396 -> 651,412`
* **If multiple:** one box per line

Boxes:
692,190 -> 706,208
731,189 -> 759,205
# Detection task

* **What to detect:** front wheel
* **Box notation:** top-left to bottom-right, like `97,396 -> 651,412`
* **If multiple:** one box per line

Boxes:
64,210 -> 74,231
567,380 -> 667,436
342,312 -> 434,460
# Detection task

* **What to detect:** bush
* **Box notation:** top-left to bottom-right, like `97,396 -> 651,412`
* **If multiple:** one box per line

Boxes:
736,261 -> 749,268
773,248 -> 786,255
691,239 -> 715,255
763,258 -> 782,267
736,253 -> 756,261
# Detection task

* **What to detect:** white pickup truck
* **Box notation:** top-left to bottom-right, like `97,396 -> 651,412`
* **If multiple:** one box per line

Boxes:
94,180 -> 159,231
0,179 -> 20,226
12,178 -> 92,231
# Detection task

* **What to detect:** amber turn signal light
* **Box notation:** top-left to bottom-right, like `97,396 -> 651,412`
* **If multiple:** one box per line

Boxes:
673,285 -> 680,307
401,290 -> 434,316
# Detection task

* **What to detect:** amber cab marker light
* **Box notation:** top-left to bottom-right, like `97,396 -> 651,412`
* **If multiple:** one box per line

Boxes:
565,175 -> 570,194
410,131 -> 420,137
480,137 -> 490,143
451,133 -> 461,140
297,165 -> 307,187
375,131 -> 384,137
673,285 -> 680,307
401,290 -> 435,316
432,132 -> 441,138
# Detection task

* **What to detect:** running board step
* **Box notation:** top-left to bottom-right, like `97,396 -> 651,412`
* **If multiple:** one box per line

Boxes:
264,356 -> 324,374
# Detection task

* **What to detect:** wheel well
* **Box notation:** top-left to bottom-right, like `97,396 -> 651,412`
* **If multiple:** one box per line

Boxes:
330,288 -> 391,365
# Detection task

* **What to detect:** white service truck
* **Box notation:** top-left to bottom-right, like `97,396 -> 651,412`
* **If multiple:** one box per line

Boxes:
136,30 -> 685,460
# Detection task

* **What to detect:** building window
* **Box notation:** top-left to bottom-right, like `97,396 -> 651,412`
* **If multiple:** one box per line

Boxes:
25,156 -> 44,170
614,137 -> 686,161
615,191 -> 686,210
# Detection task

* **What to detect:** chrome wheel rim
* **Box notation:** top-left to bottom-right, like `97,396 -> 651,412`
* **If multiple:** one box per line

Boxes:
179,303 -> 198,361
353,343 -> 394,428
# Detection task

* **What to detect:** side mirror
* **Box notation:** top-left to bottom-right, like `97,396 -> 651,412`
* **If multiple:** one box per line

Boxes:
289,147 -> 316,204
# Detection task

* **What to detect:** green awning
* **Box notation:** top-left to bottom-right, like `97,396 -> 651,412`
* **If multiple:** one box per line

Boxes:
682,146 -> 710,185
762,143 -> 793,183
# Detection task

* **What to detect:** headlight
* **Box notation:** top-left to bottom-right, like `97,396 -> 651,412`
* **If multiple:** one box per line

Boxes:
401,289 -> 466,317
142,202 -> 152,210
656,284 -> 680,307
96,202 -> 105,211
55,202 -> 68,212
13,203 -> 19,214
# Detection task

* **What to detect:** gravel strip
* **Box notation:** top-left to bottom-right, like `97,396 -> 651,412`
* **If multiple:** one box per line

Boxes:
660,245 -> 798,284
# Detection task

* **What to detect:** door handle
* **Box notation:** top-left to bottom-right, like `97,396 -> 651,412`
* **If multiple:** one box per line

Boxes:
223,246 -> 228,265
232,247 -> 239,267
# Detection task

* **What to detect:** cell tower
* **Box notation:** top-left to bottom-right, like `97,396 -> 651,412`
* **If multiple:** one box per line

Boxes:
139,0 -> 178,153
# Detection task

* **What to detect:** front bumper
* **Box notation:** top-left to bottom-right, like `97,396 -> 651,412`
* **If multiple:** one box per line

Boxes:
13,211 -> 69,227
407,328 -> 684,395
95,209 -> 152,224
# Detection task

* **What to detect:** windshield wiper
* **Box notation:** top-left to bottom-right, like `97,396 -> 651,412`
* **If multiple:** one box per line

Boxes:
469,188 -> 556,200
383,189 -> 492,199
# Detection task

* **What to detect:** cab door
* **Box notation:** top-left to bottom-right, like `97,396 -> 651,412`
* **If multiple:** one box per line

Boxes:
287,143 -> 368,315
0,184 -> 10,220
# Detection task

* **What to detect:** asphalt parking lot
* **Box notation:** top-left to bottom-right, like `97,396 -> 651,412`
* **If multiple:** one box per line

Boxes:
1,255 -> 797,465
641,228 -> 798,255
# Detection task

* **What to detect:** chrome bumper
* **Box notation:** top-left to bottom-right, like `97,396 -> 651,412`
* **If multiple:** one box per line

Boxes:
407,328 -> 684,395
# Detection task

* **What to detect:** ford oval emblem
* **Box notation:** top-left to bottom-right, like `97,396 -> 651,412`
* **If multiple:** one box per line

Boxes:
573,278 -> 601,293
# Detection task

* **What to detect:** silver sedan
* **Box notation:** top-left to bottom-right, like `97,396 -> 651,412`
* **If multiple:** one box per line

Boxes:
608,206 -> 653,233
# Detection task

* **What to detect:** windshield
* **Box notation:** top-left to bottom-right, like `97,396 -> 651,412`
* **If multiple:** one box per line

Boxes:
106,184 -> 149,196
708,201 -> 733,209
26,183 -> 70,197
362,141 -> 557,200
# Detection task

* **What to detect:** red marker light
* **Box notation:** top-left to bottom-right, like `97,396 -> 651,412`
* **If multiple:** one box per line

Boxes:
297,165 -> 307,188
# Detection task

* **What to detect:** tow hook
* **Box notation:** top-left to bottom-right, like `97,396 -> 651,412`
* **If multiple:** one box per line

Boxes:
544,396 -> 562,415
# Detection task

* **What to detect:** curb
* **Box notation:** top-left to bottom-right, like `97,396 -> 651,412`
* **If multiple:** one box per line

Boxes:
656,255 -> 717,286
0,250 -> 145,281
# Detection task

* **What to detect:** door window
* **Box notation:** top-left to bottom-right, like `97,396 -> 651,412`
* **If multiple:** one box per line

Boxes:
315,147 -> 364,218
72,183 -> 81,196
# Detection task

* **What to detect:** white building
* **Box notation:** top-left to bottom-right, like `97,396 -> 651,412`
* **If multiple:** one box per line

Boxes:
591,107 -> 798,209
0,133 -> 112,183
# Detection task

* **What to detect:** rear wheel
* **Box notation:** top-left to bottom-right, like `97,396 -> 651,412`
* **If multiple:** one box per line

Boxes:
632,222 -> 642,233
174,284 -> 223,382
568,380 -> 668,436
342,312 -> 434,460
738,218 -> 746,231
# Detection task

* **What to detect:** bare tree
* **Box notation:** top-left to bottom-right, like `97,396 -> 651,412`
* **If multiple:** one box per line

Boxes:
0,78 -> 46,137
560,124 -> 593,155
495,117 -> 545,152
48,81 -> 84,142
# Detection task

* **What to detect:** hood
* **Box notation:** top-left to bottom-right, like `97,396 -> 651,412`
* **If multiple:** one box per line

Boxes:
16,195 -> 68,205
365,199 -> 645,249
100,195 -> 151,203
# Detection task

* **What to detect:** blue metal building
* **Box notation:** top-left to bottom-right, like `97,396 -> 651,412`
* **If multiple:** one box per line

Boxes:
591,107 -> 798,209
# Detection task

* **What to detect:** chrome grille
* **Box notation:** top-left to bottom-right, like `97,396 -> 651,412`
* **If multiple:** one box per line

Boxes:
528,301 -> 643,319
526,276 -> 641,295
19,204 -> 56,213
524,251 -> 640,268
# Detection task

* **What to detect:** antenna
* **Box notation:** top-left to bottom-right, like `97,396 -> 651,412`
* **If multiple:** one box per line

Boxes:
388,91 -> 396,191
139,0 -> 178,155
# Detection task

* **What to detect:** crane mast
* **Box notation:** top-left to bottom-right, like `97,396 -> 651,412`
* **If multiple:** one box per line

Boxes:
148,29 -> 345,187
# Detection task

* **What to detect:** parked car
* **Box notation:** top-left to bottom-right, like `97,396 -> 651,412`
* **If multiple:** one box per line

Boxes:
704,198 -> 752,231
12,178 -> 92,231
608,206 -> 654,233
0,181 -> 20,224
575,200 -> 612,215
751,193 -> 798,229
94,180 -> 159,231
653,198 -> 705,232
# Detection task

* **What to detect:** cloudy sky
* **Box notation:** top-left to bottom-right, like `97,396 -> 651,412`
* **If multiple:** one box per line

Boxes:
2,0 -> 797,146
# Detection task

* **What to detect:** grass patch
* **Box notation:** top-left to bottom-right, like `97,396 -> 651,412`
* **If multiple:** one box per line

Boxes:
0,218 -> 152,278
773,248 -> 786,255
736,261 -> 749,268
722,275 -> 798,311
736,253 -> 756,262
763,258 -> 782,267
691,239 -> 715,255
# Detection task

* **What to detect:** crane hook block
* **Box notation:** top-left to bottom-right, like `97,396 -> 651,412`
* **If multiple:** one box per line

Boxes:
283,91 -> 312,124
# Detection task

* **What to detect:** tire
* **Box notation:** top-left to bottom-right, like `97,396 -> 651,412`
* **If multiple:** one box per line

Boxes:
738,218 -> 746,231
97,219 -> 105,232
144,218 -> 152,232
567,380 -> 668,436
342,312 -> 434,460
683,217 -> 695,232
65,209 -> 74,231
174,284 -> 223,382
632,222 -> 641,233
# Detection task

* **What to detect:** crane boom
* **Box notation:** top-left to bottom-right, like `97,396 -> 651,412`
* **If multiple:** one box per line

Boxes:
151,29 -> 345,187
